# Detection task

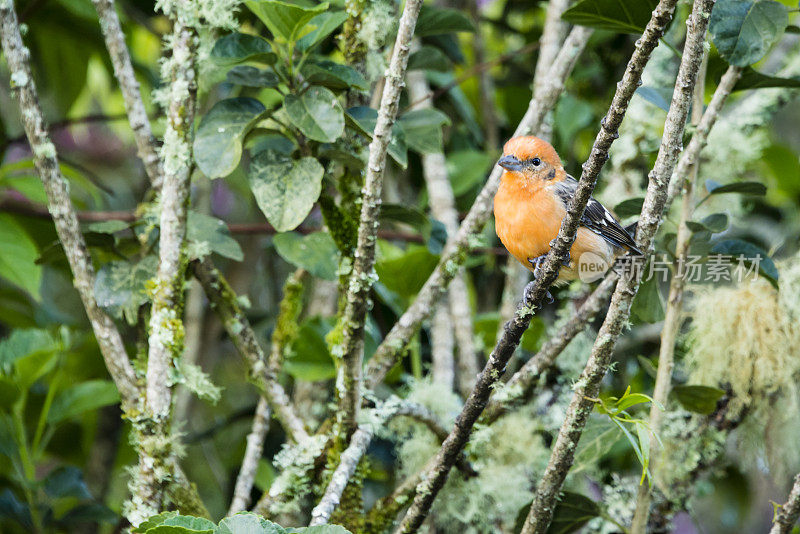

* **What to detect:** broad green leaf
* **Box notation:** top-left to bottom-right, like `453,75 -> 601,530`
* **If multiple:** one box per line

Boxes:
218,513 -> 287,534
285,317 -> 336,381
133,512 -> 177,532
686,213 -> 728,233
445,150 -> 495,196
709,0 -> 788,66
635,86 -> 673,112
562,0 -> 660,34
43,466 -> 92,499
711,239 -> 779,283
537,492 -> 600,534
296,11 -> 348,52
414,4 -> 475,36
249,151 -> 324,232
613,197 -> 644,219
0,329 -> 58,372
630,275 -> 664,324
554,94 -> 594,146
376,245 -> 440,298
345,106 -> 408,168
616,392 -> 656,412
273,232 -> 339,281
210,32 -> 277,66
245,0 -> 329,42
0,214 -> 41,298
397,108 -> 451,154
284,86 -> 344,142
186,212 -> 244,261
572,418 -> 622,475
300,61 -> 368,91
194,98 -> 267,178
288,526 -> 352,534
734,67 -> 800,90
94,256 -> 158,325
672,384 -> 726,414
87,220 -> 130,234
705,179 -> 767,196
407,46 -> 452,72
48,380 -> 119,423
140,515 -> 215,533
15,347 -> 58,390
226,66 -> 280,87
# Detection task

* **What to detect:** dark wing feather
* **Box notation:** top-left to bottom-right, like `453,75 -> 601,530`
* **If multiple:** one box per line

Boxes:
551,175 -> 642,255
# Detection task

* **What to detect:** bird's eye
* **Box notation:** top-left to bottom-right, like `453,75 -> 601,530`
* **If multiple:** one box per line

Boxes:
531,158 -> 542,166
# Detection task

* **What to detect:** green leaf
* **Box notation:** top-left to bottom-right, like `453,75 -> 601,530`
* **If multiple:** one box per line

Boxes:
554,94 -> 594,146
249,151 -> 324,232
288,526 -> 352,534
346,107 -> 408,168
415,4 -> 475,36
194,97 -> 267,178
613,197 -> 644,219
616,392 -> 656,412
562,0 -> 660,34
300,61 -> 368,91
88,220 -> 130,234
635,420 -> 652,484
296,11 -> 348,52
544,492 -> 601,534
407,46 -> 452,72
0,329 -> 58,373
284,86 -> 344,142
48,380 -> 120,423
711,238 -> 779,283
635,86 -> 673,112
245,0 -> 329,42
397,108 -> 451,154
709,0 -> 788,67
445,150 -> 495,196
218,513 -> 287,534
705,179 -> 767,196
273,232 -> 339,281
285,317 -> 335,381
226,66 -> 280,87
630,274 -> 664,324
686,213 -> 728,234
144,514 -> 216,534
672,384 -> 725,414
210,32 -> 277,66
94,256 -> 158,325
174,360 -> 222,404
43,466 -> 91,499
734,67 -> 800,90
376,245 -> 440,298
133,512 -> 178,532
186,212 -> 244,261
0,214 -> 41,298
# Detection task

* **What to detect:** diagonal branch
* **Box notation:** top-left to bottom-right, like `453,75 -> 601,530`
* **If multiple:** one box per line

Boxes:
521,1 -> 714,532
228,397 -> 271,515
364,25 -> 594,390
770,474 -> 800,534
0,0 -> 140,408
91,0 -> 163,188
334,0 -> 424,438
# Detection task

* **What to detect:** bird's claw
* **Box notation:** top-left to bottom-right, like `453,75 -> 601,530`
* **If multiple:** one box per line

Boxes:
528,255 -> 547,280
561,251 -> 571,268
523,278 -> 554,306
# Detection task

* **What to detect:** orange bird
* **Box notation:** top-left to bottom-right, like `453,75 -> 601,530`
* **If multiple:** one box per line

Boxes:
493,136 -> 641,285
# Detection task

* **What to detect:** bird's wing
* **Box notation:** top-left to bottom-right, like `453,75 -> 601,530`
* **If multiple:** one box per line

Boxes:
550,175 -> 642,254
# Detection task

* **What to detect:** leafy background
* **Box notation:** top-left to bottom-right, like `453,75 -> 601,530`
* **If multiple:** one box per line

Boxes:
0,0 -> 799,532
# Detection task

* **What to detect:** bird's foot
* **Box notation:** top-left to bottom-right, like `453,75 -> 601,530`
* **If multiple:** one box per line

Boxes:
528,254 -> 547,280
547,240 -> 571,267
522,281 -> 554,306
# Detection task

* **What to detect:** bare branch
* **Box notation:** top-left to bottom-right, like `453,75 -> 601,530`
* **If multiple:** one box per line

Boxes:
91,0 -> 163,188
192,258 -> 311,444
365,26 -> 594,390
769,474 -> 800,534
0,0 -> 139,407
334,0 -> 424,437
521,2 -> 713,532
228,398 -> 271,515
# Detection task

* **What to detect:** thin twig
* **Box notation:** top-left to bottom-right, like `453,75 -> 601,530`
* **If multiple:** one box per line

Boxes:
0,0 -> 139,407
769,474 -> 800,534
91,0 -> 164,188
364,26 -> 594,391
334,0 -> 424,438
521,2 -> 713,532
228,397 -> 271,515
192,258 -> 310,445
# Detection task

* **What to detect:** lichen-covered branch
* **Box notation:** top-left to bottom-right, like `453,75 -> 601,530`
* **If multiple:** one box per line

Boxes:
229,397 -> 271,515
406,65 -> 478,396
483,274 -> 618,423
91,0 -> 163,188
365,26 -> 593,390
192,258 -> 310,444
521,2 -> 712,532
334,0 -> 424,437
769,474 -> 800,534
0,0 -> 140,407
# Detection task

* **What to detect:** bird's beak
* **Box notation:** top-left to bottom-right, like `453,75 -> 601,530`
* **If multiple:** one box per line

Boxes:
497,155 -> 523,171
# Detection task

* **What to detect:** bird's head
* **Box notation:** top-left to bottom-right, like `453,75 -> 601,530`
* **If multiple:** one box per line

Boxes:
497,136 -> 566,185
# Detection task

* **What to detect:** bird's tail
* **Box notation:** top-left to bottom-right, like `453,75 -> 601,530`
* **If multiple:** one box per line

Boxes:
623,221 -> 643,255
